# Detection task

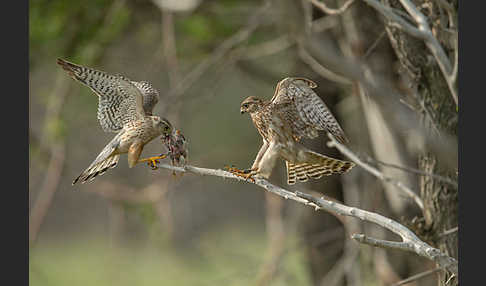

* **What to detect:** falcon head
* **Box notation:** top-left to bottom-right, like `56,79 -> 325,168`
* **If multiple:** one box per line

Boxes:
151,116 -> 173,137
240,96 -> 264,114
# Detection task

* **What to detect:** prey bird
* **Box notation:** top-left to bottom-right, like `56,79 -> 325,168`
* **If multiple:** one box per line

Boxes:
230,77 -> 355,185
145,129 -> 188,176
164,129 -> 188,168
57,58 -> 172,185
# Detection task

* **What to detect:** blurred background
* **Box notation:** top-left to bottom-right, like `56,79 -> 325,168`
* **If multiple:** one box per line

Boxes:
29,0 -> 458,285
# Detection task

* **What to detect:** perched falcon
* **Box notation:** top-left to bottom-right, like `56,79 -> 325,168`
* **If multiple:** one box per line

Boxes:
234,77 -> 355,185
57,58 -> 172,185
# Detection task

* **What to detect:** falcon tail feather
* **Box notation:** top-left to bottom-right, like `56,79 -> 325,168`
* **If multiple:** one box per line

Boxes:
72,154 -> 120,185
57,58 -> 85,80
72,134 -> 122,185
285,152 -> 354,185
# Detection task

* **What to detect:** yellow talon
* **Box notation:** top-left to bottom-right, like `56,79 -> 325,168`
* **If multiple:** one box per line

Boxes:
225,166 -> 256,182
139,154 -> 168,170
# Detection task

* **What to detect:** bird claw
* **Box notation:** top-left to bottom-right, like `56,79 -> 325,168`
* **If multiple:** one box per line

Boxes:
149,159 -> 160,170
224,165 -> 257,182
139,154 -> 168,170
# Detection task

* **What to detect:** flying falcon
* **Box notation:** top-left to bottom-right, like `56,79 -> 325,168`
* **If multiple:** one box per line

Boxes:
57,58 -> 172,185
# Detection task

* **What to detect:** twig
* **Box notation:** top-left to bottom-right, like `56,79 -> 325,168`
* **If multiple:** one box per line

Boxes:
363,30 -> 386,59
243,35 -> 294,60
391,267 -> 443,286
326,133 -> 424,210
298,48 -> 353,85
438,226 -> 458,238
309,0 -> 356,15
362,154 -> 458,188
151,162 -> 457,275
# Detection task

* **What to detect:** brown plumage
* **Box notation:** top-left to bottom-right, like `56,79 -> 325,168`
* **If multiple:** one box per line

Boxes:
239,77 -> 354,185
57,58 -> 173,185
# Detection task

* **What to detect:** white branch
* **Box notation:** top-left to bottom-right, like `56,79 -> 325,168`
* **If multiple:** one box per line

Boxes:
294,191 -> 457,276
151,162 -> 457,275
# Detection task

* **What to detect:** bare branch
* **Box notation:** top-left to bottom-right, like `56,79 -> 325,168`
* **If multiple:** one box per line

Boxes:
352,233 -> 415,252
243,35 -> 294,60
326,133 -> 424,210
294,191 -> 457,276
150,162 -> 457,275
438,226 -> 458,239
309,0 -> 356,15
363,29 -> 386,59
362,154 -> 458,188
298,48 -> 353,85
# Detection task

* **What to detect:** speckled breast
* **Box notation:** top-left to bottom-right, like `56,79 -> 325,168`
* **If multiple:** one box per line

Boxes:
119,117 -> 163,150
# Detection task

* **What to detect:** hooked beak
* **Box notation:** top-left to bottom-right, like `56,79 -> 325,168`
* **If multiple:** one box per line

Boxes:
240,108 -> 245,114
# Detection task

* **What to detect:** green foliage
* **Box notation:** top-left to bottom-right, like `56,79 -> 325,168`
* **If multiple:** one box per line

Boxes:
29,0 -> 131,66
174,2 -> 254,59
180,15 -> 213,43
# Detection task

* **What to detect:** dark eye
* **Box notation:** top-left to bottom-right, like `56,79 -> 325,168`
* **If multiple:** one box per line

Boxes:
164,126 -> 170,131
243,104 -> 249,108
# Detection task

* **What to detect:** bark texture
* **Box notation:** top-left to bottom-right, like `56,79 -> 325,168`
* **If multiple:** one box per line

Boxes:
384,1 -> 458,284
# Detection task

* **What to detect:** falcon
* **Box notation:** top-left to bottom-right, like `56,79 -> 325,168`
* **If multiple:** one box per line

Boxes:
57,58 -> 172,185
232,77 -> 355,185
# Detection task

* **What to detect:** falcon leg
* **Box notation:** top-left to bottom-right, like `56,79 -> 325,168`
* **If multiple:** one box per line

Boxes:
224,140 -> 269,182
138,154 -> 168,170
251,140 -> 269,170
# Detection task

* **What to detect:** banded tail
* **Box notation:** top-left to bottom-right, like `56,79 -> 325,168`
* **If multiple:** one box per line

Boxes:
73,154 -> 120,185
72,134 -> 122,185
285,151 -> 354,185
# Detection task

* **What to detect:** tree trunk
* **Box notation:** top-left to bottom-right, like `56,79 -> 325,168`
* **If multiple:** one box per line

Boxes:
383,1 -> 458,284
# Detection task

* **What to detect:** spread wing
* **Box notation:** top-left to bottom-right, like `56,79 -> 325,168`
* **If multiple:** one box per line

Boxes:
131,81 -> 160,115
57,58 -> 146,132
271,77 -> 348,143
